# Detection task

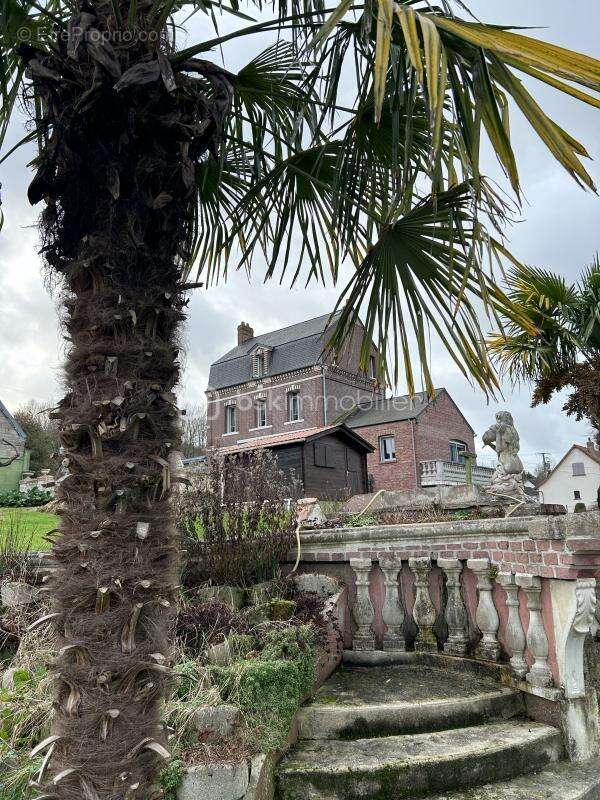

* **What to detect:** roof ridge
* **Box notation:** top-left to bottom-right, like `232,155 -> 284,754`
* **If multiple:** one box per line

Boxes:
248,310 -> 340,341
0,399 -> 26,440
213,310 -> 341,366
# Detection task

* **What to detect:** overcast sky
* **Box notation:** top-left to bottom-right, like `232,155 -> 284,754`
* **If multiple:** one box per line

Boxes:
1,0 -> 599,472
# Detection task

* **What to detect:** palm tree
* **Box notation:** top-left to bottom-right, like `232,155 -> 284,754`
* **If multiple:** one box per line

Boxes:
489,259 -> 600,434
1,0 -> 600,796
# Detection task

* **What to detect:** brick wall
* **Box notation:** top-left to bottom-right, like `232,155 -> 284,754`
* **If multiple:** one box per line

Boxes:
207,371 -> 325,448
414,390 -> 476,464
323,371 -> 380,425
295,515 -> 600,581
350,391 -> 476,493
351,420 -> 417,492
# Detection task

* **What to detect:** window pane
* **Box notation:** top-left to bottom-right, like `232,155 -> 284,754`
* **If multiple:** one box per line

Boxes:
226,406 -> 236,433
288,392 -> 300,421
256,401 -> 266,427
572,462 -> 586,476
380,436 -> 396,461
450,441 -> 467,463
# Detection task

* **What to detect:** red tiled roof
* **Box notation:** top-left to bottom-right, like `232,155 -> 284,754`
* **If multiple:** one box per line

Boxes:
217,425 -> 339,455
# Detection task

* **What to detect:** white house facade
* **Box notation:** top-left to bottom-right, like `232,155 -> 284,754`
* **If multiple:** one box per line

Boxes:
537,442 -> 600,511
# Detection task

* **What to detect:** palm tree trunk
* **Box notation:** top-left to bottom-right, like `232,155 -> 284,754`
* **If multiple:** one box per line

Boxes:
20,6 -> 232,796
44,270 -> 184,798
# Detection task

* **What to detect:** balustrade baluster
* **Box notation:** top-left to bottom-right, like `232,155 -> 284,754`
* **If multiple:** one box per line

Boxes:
409,557 -> 437,652
350,559 -> 375,651
467,558 -> 501,661
497,572 -> 528,679
438,558 -> 468,656
516,574 -> 553,688
381,559 -> 405,652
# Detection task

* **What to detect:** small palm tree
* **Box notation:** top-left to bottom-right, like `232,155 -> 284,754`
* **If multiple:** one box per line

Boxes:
489,258 -> 600,434
1,0 -> 600,796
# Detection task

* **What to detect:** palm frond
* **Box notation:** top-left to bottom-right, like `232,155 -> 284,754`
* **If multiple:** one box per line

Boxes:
327,182 -> 515,395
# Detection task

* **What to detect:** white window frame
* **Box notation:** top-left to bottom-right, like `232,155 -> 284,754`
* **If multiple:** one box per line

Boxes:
255,399 -> 267,428
369,355 -> 377,380
379,435 -> 396,463
225,405 -> 237,434
288,391 -> 301,422
450,440 -> 468,464
574,489 -> 582,500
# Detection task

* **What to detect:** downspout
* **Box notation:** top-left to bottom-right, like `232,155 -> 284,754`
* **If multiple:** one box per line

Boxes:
411,419 -> 418,487
322,367 -> 328,426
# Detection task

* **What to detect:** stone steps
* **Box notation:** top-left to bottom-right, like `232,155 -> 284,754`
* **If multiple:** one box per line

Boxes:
274,664 -> 586,800
427,758 -> 600,800
277,720 -> 564,799
297,664 -> 522,740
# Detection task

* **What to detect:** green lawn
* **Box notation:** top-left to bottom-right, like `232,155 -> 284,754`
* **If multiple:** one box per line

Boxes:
0,508 -> 58,551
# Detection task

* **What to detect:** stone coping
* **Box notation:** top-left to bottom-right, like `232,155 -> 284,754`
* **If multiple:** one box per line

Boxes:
295,512 -> 600,579
300,516 -> 535,546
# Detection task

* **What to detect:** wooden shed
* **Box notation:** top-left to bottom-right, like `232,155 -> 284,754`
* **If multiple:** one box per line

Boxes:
218,424 -> 374,500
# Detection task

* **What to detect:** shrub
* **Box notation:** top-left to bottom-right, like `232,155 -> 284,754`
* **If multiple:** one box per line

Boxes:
176,600 -> 249,657
213,659 -> 303,750
0,634 -> 53,800
156,759 -> 184,800
212,624 -> 316,750
259,625 -> 315,695
177,450 -> 299,587
0,488 -> 53,509
574,502 -> 587,512
0,513 -> 35,582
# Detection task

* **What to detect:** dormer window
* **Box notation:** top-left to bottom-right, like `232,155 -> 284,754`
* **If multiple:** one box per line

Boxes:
252,349 -> 269,379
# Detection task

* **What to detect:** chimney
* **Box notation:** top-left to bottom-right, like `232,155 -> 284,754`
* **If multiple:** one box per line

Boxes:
237,321 -> 254,345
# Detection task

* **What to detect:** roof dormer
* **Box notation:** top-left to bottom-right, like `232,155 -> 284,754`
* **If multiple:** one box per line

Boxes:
250,346 -> 272,378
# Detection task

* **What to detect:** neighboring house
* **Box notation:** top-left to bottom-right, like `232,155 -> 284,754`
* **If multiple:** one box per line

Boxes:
344,389 -> 481,492
219,425 -> 374,498
206,315 -> 486,497
537,442 -> 600,511
206,313 -> 382,449
0,399 -> 30,493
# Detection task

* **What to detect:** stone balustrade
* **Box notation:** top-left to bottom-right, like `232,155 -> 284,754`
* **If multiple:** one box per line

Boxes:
420,459 -> 494,487
292,511 -> 600,761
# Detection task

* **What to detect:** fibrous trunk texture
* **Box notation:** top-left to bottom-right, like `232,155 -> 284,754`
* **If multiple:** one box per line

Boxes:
47,274 -> 184,799
19,1 -> 232,796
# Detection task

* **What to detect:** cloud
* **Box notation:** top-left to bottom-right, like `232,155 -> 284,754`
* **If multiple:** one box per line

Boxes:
0,0 -> 598,469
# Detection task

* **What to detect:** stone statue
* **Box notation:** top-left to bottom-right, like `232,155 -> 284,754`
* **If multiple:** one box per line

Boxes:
482,411 -> 526,498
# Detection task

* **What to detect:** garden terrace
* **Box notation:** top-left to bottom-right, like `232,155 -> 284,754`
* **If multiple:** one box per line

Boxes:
289,510 -> 600,762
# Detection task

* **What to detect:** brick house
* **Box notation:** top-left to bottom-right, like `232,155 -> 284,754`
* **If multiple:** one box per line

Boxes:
206,315 -> 481,495
344,389 -> 476,492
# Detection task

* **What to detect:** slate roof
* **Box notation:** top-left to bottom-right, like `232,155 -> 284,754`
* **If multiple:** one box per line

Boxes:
208,312 -> 341,391
345,389 -> 443,428
218,424 -> 374,456
0,399 -> 26,439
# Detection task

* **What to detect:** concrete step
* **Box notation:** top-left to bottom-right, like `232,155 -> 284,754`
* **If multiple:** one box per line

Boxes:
276,720 -> 564,800
428,757 -> 600,800
297,664 -> 523,740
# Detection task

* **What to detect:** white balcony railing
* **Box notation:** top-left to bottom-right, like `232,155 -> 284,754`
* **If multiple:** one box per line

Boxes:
420,459 -> 494,487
